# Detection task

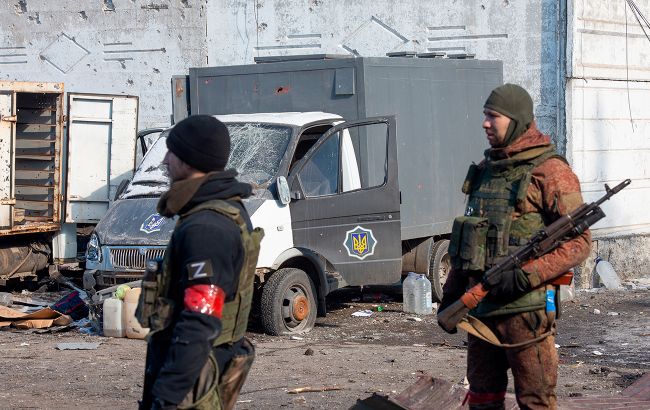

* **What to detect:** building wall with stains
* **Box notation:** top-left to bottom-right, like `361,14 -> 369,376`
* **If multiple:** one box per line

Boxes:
0,0 -> 207,128
2,0 -> 565,138
566,1 -> 650,281
207,0 -> 566,146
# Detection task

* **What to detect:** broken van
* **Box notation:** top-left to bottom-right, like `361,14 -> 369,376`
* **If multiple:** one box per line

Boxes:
84,56 -> 502,335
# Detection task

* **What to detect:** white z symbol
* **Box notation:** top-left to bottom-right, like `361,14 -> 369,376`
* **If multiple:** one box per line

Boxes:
190,262 -> 208,278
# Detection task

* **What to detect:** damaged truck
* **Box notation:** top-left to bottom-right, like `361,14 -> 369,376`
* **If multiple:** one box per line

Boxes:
0,81 -> 141,287
83,55 -> 502,335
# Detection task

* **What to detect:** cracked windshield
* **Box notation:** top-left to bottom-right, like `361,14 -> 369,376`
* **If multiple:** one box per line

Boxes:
121,123 -> 292,198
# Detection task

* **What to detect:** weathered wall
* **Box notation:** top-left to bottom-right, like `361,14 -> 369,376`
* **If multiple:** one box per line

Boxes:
207,0 -> 565,143
1,0 -> 565,138
567,0 -> 650,282
0,0 -> 207,128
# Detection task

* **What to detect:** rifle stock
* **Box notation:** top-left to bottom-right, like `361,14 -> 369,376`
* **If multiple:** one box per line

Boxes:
437,179 -> 631,332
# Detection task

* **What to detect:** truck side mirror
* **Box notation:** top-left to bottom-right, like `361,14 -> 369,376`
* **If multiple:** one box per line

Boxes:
276,176 -> 291,205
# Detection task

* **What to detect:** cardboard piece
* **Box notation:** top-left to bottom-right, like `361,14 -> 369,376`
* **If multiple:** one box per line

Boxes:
0,305 -> 73,329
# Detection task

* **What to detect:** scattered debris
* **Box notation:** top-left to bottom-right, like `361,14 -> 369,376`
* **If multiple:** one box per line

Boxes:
51,291 -> 89,321
0,305 -> 72,329
351,310 -> 373,317
595,257 -> 622,289
406,316 -> 422,322
607,311 -> 620,316
593,309 -> 601,315
304,348 -> 314,356
289,335 -> 304,341
56,342 -> 101,350
0,292 -> 12,306
592,350 -> 604,356
19,342 -> 29,346
29,324 -> 74,334
352,373 -> 518,410
287,386 -> 343,394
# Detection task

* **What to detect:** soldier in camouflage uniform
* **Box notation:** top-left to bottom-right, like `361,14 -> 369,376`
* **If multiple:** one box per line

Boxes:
439,84 -> 591,410
137,115 -> 264,410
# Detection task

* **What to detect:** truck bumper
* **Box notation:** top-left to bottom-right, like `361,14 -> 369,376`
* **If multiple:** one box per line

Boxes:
83,269 -> 142,290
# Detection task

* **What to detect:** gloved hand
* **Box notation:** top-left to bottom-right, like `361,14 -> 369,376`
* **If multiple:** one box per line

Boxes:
482,267 -> 531,301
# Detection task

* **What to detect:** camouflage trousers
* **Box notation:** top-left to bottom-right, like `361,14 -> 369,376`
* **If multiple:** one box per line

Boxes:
466,309 -> 558,410
178,338 -> 256,410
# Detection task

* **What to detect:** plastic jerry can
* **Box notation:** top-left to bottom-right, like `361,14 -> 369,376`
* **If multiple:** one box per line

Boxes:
123,287 -> 149,339
103,297 -> 125,338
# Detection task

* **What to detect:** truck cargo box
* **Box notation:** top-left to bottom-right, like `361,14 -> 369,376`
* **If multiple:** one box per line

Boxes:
185,56 -> 502,240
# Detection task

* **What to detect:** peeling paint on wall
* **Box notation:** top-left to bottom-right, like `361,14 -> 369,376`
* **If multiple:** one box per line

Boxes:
14,1 -> 27,15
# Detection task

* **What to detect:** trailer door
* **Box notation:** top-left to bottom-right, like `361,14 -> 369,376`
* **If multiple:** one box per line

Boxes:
65,93 -> 138,223
0,90 -> 14,229
288,117 -> 401,286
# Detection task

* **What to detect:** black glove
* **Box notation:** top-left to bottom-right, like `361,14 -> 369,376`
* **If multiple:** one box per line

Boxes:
151,397 -> 177,410
482,267 -> 531,302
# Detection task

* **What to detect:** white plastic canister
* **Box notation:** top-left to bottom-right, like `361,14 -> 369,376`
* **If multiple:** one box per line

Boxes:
103,297 -> 125,338
123,287 -> 149,339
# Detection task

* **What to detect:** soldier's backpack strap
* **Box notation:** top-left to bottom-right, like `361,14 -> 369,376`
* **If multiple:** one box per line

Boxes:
181,199 -> 264,345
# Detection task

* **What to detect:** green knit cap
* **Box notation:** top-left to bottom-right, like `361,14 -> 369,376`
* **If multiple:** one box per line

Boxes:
484,84 -> 534,147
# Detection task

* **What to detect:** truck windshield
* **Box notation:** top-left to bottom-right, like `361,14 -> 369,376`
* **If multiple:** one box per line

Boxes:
121,122 -> 292,199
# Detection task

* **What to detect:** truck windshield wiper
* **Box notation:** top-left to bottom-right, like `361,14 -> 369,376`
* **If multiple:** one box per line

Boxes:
129,179 -> 168,187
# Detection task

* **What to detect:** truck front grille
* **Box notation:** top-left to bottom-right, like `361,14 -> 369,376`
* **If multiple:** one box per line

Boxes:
108,247 -> 166,270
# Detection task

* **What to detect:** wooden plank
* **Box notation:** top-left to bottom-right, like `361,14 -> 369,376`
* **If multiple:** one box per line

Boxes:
15,139 -> 55,149
16,108 -> 57,125
15,180 -> 55,188
13,129 -> 56,140
14,159 -> 55,171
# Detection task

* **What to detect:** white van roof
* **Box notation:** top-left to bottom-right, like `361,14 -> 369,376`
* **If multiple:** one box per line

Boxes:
215,111 -> 341,127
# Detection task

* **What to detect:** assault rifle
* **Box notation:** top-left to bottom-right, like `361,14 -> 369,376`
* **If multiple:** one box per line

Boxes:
437,179 -> 631,333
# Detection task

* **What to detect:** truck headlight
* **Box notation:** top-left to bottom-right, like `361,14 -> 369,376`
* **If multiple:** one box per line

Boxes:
86,232 -> 102,263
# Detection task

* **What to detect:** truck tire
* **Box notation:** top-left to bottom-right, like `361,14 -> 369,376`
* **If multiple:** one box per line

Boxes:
429,239 -> 451,303
260,268 -> 317,335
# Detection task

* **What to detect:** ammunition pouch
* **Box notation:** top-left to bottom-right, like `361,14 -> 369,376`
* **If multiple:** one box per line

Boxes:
449,216 -> 489,271
135,279 -> 158,329
176,338 -> 256,410
178,353 -> 221,410
218,337 -> 256,410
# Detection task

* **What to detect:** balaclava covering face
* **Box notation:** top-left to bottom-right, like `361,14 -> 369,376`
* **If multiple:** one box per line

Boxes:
483,84 -> 534,147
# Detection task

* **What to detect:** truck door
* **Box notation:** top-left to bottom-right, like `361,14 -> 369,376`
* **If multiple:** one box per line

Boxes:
288,117 -> 401,286
0,90 -> 14,229
65,93 -> 139,223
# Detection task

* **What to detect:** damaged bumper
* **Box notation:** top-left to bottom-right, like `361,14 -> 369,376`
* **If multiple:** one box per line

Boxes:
84,245 -> 166,290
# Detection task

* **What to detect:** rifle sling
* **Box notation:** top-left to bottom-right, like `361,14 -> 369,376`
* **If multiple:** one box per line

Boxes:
458,315 -> 554,349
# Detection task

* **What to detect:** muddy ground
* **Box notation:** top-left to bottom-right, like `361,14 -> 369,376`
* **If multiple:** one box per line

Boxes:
0,282 -> 648,409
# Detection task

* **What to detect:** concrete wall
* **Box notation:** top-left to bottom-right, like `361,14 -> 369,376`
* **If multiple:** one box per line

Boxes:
207,0 -> 565,143
567,0 -> 650,282
0,0 -> 207,128
1,0 -> 564,139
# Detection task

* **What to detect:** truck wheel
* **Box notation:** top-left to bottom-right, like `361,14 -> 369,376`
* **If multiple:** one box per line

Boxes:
260,268 -> 317,335
429,239 -> 451,303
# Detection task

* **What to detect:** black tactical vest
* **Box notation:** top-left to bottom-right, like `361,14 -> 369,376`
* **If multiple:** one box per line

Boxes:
137,199 -> 264,344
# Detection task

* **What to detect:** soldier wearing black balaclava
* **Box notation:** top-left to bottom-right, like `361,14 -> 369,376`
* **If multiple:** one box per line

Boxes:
439,84 -> 591,409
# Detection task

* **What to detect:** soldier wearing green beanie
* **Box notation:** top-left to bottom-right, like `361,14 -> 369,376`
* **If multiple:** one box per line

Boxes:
439,84 -> 591,409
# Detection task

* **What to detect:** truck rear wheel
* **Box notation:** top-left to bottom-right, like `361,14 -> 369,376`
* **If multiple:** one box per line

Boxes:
429,239 -> 451,303
260,268 -> 317,335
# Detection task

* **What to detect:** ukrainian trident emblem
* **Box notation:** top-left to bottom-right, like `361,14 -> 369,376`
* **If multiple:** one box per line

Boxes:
343,226 -> 377,260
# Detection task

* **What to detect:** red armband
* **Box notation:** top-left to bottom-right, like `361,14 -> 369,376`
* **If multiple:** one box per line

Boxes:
184,284 -> 226,319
